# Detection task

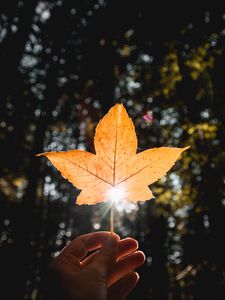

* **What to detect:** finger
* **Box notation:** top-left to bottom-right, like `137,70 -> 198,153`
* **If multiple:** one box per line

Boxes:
108,272 -> 139,300
62,231 -> 120,260
81,238 -> 138,267
89,234 -> 118,276
115,238 -> 138,261
108,251 -> 145,286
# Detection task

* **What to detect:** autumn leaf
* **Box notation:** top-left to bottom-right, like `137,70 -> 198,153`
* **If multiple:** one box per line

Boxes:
37,104 -> 189,205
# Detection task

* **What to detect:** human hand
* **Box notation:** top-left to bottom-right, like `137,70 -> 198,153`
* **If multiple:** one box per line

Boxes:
47,231 -> 145,300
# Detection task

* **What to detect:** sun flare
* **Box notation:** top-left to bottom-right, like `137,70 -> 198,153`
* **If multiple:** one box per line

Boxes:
108,187 -> 124,203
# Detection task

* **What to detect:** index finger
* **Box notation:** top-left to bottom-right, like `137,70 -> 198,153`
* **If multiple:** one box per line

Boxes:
81,237 -> 138,267
62,231 -> 120,260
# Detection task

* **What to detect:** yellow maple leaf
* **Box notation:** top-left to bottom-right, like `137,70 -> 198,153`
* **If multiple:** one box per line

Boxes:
37,103 -> 189,205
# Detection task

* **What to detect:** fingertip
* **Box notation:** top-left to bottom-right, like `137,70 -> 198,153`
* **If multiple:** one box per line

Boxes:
136,250 -> 146,264
119,237 -> 139,251
124,237 -> 139,249
123,271 -> 140,285
132,271 -> 140,282
99,231 -> 120,241
112,232 -> 120,241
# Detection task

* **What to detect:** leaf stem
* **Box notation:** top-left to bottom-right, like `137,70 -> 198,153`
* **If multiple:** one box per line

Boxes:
110,203 -> 114,233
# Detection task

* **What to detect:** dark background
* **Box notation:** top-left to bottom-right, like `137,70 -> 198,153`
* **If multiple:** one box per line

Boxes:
0,1 -> 225,299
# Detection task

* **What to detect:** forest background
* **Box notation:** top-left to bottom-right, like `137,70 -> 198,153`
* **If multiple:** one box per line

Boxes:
0,1 -> 225,299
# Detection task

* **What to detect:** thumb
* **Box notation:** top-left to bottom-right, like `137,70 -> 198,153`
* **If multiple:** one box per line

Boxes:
90,234 -> 118,276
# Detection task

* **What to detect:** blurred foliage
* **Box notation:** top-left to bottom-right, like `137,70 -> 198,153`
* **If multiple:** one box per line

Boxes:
0,1 -> 225,300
